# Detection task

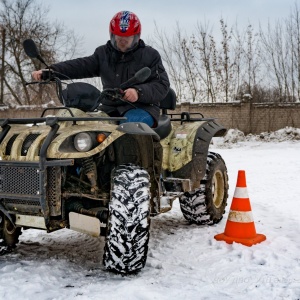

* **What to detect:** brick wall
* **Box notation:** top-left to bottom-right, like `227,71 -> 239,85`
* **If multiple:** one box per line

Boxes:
0,105 -> 45,119
1,101 -> 300,134
175,101 -> 300,134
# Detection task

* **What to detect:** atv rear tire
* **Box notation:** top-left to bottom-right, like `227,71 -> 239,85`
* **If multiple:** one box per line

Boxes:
179,152 -> 228,225
103,164 -> 151,274
0,213 -> 21,248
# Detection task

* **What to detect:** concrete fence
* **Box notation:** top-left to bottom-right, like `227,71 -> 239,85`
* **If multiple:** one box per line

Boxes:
175,101 -> 300,134
1,100 -> 300,134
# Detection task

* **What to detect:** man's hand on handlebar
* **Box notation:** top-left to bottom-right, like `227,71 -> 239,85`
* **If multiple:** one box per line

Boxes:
31,70 -> 43,81
31,69 -> 53,81
123,88 -> 139,102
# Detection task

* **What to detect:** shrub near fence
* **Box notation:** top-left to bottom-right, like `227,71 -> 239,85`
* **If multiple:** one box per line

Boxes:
1,101 -> 300,134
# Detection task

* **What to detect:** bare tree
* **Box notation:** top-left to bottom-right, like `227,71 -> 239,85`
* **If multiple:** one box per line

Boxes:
260,16 -> 295,103
0,0 -> 83,106
218,19 -> 232,102
232,23 -> 264,101
152,22 -> 190,102
151,2 -> 300,104
191,22 -> 216,102
180,36 -> 199,101
286,1 -> 300,102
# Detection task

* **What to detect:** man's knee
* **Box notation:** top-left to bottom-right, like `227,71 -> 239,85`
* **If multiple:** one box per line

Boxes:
121,109 -> 154,127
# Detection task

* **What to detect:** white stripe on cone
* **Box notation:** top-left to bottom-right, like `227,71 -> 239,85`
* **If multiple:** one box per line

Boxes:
228,210 -> 254,223
233,187 -> 249,198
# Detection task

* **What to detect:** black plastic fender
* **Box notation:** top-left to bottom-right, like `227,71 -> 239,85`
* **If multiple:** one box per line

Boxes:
171,120 -> 226,189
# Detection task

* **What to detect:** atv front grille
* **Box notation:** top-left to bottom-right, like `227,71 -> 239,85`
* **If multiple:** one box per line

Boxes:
0,164 -> 62,216
47,166 -> 62,216
3,199 -> 41,206
0,165 -> 40,195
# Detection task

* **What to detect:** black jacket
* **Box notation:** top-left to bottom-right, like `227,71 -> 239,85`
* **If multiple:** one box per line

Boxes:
50,40 -> 170,122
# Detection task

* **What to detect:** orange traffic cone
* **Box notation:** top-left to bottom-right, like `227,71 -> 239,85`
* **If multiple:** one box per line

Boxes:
214,170 -> 266,246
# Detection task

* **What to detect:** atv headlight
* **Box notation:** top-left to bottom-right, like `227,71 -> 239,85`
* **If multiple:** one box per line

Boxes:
74,132 -> 93,152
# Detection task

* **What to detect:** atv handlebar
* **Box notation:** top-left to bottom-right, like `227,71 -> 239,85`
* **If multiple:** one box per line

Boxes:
26,72 -> 135,110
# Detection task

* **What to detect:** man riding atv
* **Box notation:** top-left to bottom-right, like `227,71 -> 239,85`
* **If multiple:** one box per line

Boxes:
0,10 -> 228,275
32,10 -> 170,127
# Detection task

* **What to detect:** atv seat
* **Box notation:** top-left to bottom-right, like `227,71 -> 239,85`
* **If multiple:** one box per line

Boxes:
154,88 -> 177,139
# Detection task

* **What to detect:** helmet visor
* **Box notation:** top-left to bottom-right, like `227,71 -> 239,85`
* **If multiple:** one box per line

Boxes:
110,33 -> 140,52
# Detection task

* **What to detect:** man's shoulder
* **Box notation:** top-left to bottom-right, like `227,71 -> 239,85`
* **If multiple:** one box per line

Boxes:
95,43 -> 108,52
139,40 -> 159,55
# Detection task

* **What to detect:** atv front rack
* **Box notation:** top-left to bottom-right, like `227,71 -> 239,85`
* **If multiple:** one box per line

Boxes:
0,114 -> 126,144
0,115 -> 126,128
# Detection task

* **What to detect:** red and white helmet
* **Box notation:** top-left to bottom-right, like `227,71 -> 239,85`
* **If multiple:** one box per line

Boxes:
109,11 -> 141,37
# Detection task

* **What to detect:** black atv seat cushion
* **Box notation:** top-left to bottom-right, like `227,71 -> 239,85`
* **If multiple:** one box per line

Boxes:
159,88 -> 177,110
153,114 -> 172,139
153,88 -> 177,139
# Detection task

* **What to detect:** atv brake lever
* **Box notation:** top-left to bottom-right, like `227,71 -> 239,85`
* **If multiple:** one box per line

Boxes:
120,98 -> 137,108
101,88 -> 137,109
102,88 -> 122,98
115,89 -> 137,108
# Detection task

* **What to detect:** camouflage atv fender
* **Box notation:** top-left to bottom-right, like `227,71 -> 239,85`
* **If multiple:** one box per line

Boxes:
160,119 -> 226,190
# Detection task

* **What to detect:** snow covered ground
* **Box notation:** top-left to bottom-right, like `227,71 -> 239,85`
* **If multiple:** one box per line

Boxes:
0,127 -> 300,300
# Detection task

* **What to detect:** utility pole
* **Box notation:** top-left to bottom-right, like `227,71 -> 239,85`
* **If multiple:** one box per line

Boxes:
0,26 -> 5,105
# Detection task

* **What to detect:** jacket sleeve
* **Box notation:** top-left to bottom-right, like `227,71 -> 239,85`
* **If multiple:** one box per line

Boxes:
50,48 -> 102,79
134,48 -> 170,105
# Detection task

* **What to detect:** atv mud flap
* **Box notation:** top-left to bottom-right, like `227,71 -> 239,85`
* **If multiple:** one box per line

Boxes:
69,212 -> 102,237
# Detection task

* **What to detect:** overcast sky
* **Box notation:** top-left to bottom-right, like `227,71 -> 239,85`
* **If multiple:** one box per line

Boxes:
41,0 -> 299,55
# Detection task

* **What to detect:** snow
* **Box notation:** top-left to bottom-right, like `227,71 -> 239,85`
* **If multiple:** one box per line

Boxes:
1,127 -> 300,300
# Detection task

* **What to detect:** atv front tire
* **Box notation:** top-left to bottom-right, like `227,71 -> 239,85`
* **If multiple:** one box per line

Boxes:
179,152 -> 228,225
0,213 -> 21,248
103,164 -> 151,274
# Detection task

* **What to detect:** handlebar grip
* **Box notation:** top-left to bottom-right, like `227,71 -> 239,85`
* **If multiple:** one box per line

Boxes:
41,70 -> 53,81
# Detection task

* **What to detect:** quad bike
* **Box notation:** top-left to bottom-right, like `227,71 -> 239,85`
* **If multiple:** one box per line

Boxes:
0,39 -> 229,274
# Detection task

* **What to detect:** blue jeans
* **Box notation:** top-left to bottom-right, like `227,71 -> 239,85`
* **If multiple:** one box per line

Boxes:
119,108 -> 154,127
